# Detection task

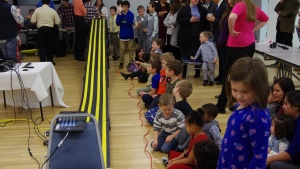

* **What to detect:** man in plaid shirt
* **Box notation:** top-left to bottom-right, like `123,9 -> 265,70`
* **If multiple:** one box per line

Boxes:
57,0 -> 74,28
83,0 -> 98,54
84,0 -> 98,23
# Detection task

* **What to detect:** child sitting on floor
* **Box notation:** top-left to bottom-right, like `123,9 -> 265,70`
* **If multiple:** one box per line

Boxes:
200,103 -> 222,149
268,115 -> 294,157
166,110 -> 208,169
120,48 -> 150,82
150,38 -> 164,54
136,52 -> 161,95
138,59 -> 162,99
165,59 -> 183,94
152,93 -> 185,154
172,80 -> 193,149
173,80 -> 193,116
193,140 -> 220,169
178,104 -> 222,151
142,52 -> 175,109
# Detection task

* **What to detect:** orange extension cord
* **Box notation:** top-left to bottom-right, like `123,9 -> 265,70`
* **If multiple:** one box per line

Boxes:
128,78 -> 153,169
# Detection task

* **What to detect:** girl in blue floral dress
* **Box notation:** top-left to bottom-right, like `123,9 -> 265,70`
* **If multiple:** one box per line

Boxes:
217,57 -> 271,169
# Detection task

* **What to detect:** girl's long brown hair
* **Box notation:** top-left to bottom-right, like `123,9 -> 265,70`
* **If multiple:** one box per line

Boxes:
235,0 -> 256,22
170,0 -> 182,14
220,0 -> 234,28
226,57 -> 269,109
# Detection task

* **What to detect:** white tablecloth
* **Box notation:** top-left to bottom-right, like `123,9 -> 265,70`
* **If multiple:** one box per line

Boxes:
0,62 -> 68,108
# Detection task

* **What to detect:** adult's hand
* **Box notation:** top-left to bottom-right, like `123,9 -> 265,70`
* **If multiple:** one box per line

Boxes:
230,30 -> 240,37
206,16 -> 215,22
190,16 -> 199,22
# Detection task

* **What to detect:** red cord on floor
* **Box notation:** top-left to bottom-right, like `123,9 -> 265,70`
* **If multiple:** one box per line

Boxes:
128,79 -> 153,169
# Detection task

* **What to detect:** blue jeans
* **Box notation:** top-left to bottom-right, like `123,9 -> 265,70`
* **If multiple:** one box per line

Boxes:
152,132 -> 178,154
142,94 -> 160,109
0,38 -> 17,59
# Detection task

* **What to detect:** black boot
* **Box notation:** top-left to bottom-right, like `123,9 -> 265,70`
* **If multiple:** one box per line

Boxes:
120,72 -> 130,80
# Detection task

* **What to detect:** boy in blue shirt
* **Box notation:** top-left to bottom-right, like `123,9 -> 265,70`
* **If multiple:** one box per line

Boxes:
116,1 -> 135,69
139,59 -> 162,103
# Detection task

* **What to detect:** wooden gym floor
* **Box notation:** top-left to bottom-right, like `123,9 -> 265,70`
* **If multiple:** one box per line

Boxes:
0,52 -> 299,169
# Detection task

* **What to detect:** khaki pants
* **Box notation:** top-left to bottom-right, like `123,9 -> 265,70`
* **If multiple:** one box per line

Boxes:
119,39 -> 135,63
110,32 -> 120,57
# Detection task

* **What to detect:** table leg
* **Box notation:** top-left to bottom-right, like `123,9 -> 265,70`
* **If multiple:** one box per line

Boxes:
50,86 -> 54,106
3,91 -> 6,108
281,63 -> 292,79
286,64 -> 292,78
39,102 -> 44,121
277,63 -> 283,78
292,73 -> 300,81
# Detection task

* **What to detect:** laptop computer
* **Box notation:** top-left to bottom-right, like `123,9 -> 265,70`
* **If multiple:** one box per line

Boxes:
53,111 -> 87,132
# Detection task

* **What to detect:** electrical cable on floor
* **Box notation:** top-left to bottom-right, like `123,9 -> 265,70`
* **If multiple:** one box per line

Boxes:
13,67 -> 47,141
127,78 -> 153,169
0,118 -> 50,131
8,64 -> 42,167
40,132 -> 69,169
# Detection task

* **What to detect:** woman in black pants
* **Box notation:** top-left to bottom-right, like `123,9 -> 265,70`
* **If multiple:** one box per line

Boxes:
216,0 -> 269,113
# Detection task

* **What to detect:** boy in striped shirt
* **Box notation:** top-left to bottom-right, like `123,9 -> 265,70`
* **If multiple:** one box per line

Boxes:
151,93 -> 185,154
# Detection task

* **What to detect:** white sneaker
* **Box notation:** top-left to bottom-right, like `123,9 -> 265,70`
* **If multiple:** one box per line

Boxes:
162,157 -> 168,166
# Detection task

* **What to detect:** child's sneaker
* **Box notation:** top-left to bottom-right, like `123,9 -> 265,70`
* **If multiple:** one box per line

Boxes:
203,80 -> 208,86
162,157 -> 169,166
209,81 -> 214,86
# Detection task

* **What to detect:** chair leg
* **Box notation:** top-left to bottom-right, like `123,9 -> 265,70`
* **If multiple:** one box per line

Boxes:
186,64 -> 189,79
